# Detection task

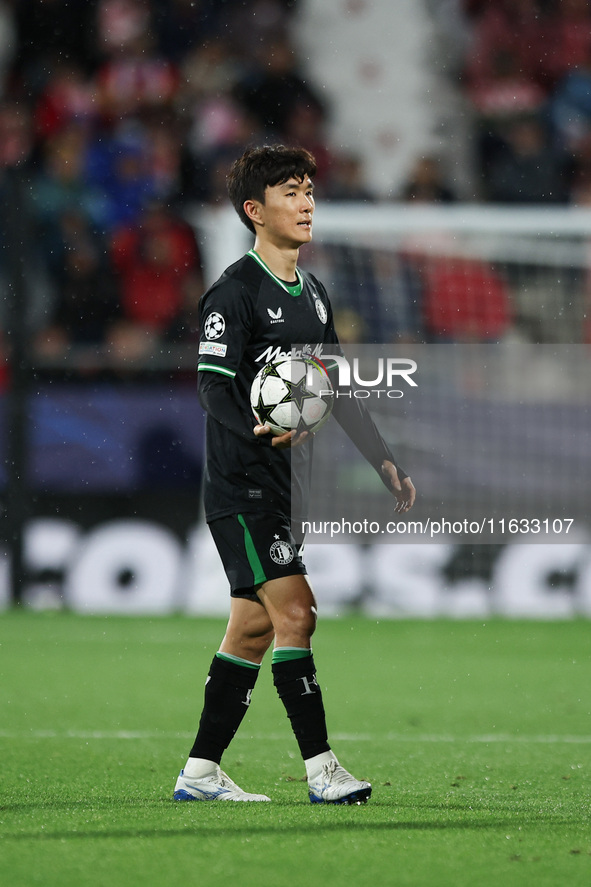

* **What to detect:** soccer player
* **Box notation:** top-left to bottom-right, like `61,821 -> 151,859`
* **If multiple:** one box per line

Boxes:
174,145 -> 415,804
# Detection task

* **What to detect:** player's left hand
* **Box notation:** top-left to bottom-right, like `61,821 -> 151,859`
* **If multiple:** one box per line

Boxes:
381,460 -> 416,513
254,424 -> 312,449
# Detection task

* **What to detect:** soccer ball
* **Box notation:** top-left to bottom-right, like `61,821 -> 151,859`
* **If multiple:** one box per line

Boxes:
250,356 -> 334,436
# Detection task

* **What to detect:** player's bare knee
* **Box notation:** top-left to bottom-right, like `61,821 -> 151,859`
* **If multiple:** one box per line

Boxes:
284,601 -> 316,640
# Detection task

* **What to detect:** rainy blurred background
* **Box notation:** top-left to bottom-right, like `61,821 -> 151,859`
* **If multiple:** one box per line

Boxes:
1,0 -> 591,616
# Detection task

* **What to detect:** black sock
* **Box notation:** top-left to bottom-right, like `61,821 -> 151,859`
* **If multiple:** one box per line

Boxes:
272,654 -> 331,760
189,656 -> 259,764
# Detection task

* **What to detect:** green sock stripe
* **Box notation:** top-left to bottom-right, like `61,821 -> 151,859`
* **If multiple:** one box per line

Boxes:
237,513 -> 267,586
271,647 -> 312,664
216,652 -> 261,670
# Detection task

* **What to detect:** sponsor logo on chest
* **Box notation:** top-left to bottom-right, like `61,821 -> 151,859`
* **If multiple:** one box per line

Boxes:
255,343 -> 325,364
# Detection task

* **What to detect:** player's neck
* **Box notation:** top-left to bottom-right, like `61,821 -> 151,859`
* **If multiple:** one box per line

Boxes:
252,240 -> 299,283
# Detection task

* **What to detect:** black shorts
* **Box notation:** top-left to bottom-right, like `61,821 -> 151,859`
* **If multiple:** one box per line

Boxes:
208,512 -> 307,599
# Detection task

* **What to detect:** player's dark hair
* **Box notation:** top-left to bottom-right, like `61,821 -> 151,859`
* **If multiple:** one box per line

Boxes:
227,145 -> 317,232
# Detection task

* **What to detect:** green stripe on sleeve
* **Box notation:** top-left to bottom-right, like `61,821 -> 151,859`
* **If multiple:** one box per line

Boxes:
198,363 -> 236,378
237,513 -> 267,586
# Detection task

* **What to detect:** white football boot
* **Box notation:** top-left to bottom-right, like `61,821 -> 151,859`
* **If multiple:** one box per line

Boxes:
308,759 -> 372,805
174,767 -> 271,802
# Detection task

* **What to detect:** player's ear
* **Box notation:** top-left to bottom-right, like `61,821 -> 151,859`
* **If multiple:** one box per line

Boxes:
243,199 -> 264,227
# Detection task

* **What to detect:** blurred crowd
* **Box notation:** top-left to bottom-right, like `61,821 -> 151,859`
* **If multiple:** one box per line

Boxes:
321,0 -> 591,346
0,0 -> 590,362
387,0 -> 591,345
0,0 -> 335,363
461,0 -> 591,206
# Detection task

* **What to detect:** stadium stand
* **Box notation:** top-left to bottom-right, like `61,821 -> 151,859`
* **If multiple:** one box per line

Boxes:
2,1 -> 591,612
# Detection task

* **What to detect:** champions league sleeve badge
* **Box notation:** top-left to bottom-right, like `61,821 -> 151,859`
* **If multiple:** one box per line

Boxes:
204,312 -> 226,339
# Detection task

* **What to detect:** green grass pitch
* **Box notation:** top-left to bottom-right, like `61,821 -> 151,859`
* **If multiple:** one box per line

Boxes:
1,611 -> 590,887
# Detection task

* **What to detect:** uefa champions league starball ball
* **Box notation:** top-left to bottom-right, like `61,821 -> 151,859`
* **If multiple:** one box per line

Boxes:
250,356 -> 334,436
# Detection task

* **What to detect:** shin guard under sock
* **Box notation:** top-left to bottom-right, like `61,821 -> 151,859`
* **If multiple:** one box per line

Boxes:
189,655 -> 259,764
272,654 -> 330,760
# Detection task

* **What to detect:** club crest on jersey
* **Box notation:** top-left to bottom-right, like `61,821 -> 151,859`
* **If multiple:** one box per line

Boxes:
314,298 -> 327,324
204,312 -> 225,340
269,539 -> 294,565
267,306 -> 284,324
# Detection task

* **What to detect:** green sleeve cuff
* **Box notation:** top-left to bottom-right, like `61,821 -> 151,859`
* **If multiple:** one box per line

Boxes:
198,363 -> 236,378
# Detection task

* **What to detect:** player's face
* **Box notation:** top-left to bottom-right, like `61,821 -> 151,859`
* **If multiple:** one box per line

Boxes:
258,176 -> 315,248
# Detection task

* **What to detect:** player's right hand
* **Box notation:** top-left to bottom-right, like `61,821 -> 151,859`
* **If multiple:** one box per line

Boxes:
253,424 -> 311,449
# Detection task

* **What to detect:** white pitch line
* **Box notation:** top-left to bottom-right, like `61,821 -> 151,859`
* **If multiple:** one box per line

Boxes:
385,733 -> 591,744
1,730 -> 591,743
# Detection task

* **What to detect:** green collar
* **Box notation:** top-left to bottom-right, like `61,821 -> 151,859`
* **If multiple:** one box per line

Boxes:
247,249 -> 303,297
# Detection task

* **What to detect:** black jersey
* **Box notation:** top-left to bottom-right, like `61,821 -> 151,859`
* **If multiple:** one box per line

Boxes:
198,250 -> 336,388
197,250 -> 401,522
